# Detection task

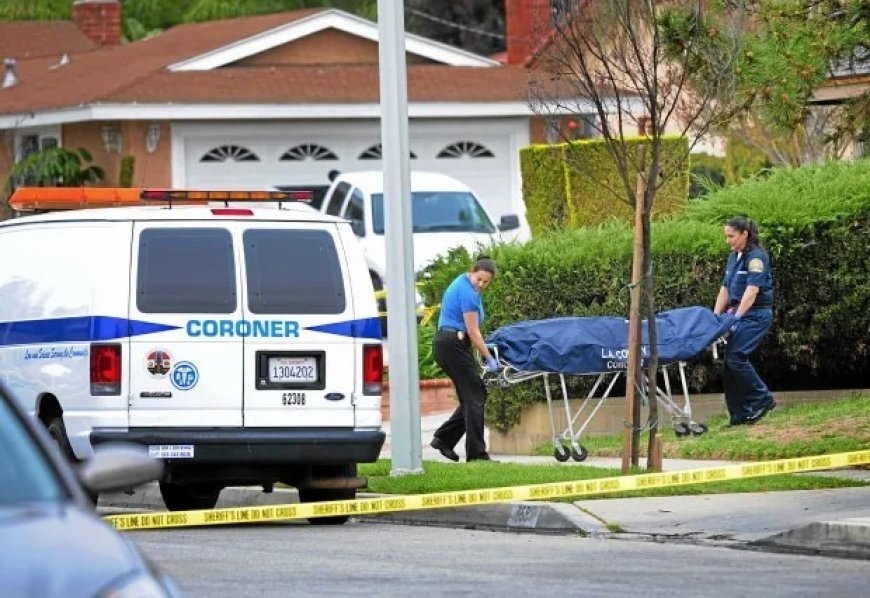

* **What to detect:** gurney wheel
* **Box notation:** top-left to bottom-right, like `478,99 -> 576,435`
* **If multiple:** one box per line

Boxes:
673,422 -> 691,437
689,422 -> 708,436
553,445 -> 571,462
570,446 -> 588,462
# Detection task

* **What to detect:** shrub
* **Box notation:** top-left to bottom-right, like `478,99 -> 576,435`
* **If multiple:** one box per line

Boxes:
420,158 -> 870,431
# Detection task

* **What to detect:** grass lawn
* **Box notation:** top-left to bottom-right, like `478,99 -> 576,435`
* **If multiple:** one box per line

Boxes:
359,392 -> 869,501
533,391 -> 870,460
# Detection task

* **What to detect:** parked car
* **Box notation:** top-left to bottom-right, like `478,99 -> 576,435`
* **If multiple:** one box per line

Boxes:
319,170 -> 521,320
0,380 -> 177,596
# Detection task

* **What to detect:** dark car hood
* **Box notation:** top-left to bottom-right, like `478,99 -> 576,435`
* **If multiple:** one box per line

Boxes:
0,502 -> 146,596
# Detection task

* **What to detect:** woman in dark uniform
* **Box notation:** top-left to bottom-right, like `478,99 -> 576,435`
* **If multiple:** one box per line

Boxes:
713,216 -> 776,425
429,256 -> 499,462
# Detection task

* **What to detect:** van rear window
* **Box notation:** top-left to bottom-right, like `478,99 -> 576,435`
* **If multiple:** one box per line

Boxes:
137,228 -> 236,313
243,229 -> 346,314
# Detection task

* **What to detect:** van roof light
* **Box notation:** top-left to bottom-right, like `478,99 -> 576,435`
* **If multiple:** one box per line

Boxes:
8,187 -> 142,211
139,189 -> 312,206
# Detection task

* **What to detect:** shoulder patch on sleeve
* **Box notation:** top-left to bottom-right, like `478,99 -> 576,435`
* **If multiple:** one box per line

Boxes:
748,257 -> 764,273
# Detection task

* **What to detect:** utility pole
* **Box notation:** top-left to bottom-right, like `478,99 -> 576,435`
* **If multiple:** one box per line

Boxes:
377,0 -> 422,475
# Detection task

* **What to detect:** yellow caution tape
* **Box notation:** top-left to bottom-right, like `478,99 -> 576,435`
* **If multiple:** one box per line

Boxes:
103,450 -> 870,531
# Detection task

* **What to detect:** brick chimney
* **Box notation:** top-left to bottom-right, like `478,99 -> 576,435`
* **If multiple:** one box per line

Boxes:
72,0 -> 122,46
505,0 -> 552,65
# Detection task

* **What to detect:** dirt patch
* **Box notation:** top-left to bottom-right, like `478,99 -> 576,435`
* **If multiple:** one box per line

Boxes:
746,416 -> 870,443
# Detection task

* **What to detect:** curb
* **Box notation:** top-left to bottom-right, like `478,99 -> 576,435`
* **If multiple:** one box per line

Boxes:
99,483 -> 608,536
752,518 -> 870,560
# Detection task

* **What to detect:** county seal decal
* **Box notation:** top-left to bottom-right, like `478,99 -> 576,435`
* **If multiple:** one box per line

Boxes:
170,361 -> 199,390
748,258 -> 764,273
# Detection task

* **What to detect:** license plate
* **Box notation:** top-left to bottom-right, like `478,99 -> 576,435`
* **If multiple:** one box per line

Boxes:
149,445 -> 194,459
268,356 -> 318,384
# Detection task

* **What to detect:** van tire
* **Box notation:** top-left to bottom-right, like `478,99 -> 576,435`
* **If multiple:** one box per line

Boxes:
298,487 -> 355,525
159,482 -> 221,511
298,464 -> 357,525
47,416 -> 76,463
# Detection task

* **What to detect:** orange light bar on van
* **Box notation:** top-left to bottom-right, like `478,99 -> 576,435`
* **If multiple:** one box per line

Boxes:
139,189 -> 312,202
9,187 -> 143,211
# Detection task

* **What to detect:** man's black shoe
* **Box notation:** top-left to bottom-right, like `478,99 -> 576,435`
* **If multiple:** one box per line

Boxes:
746,400 -> 777,425
430,437 -> 459,462
467,452 -> 497,462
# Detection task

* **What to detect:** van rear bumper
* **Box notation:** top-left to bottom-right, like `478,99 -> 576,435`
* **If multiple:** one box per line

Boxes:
90,427 -> 385,463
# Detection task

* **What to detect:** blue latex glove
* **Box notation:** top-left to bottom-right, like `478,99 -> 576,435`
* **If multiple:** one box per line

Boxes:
729,313 -> 742,334
485,356 -> 499,372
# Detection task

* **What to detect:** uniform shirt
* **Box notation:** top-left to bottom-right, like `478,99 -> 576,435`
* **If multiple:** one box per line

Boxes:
437,272 -> 484,331
722,246 -> 774,308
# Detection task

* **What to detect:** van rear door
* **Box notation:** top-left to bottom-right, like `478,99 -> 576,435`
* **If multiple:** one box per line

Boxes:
240,223 -> 356,428
128,223 -> 244,427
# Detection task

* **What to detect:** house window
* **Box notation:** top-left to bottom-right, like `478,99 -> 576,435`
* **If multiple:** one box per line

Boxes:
544,118 -> 561,143
358,143 -> 417,160
200,145 -> 260,162
436,141 -> 495,159
19,135 -> 39,159
572,114 -> 598,139
279,143 -> 338,161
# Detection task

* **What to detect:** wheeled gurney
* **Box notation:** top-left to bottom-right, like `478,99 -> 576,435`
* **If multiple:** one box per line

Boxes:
483,307 -> 732,462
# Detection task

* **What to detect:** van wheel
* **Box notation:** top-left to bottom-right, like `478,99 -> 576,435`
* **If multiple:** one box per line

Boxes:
298,487 -> 355,525
47,416 -> 76,462
298,464 -> 357,525
159,482 -> 221,511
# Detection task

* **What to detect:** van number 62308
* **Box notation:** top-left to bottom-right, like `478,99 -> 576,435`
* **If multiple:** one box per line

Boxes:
282,392 -> 305,406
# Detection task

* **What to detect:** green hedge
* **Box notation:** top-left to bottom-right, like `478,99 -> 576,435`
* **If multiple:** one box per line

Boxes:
519,137 -> 690,236
419,158 -> 870,431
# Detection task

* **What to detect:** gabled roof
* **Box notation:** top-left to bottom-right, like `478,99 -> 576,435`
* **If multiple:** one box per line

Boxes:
0,8 -> 527,126
0,21 -> 98,61
168,9 -> 499,71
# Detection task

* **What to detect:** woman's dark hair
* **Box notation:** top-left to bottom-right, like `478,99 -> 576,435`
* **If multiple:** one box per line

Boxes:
726,216 -> 763,249
472,254 -> 496,276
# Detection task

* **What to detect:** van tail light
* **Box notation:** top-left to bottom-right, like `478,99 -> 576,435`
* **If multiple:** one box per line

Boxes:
362,344 -> 383,395
91,343 -> 122,396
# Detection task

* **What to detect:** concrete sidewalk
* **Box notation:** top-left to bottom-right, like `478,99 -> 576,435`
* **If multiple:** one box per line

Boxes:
101,410 -> 870,559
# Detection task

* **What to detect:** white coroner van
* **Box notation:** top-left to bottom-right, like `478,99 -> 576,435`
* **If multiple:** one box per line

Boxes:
0,188 -> 385,523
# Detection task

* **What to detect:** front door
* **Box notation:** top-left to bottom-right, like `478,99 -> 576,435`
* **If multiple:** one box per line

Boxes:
128,223 -> 244,428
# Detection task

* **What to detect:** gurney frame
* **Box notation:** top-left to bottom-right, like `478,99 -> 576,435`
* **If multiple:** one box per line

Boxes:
482,347 -> 709,462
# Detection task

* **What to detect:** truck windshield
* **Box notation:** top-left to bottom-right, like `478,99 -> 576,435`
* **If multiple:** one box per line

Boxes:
371,192 -> 496,235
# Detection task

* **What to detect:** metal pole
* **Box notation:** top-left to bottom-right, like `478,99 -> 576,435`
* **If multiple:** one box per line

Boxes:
377,0 -> 422,475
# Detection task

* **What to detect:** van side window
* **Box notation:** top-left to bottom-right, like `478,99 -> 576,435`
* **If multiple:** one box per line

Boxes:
325,182 -> 351,216
243,229 -> 346,314
137,228 -> 236,313
341,190 -> 365,237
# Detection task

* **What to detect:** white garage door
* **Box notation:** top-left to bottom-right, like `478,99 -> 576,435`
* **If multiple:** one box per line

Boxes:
173,120 -> 529,231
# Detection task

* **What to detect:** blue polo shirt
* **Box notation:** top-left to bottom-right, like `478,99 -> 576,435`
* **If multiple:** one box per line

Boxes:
438,273 -> 484,331
722,246 -> 773,308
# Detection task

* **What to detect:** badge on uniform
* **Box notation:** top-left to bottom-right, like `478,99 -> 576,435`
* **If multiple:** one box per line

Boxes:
748,258 -> 764,273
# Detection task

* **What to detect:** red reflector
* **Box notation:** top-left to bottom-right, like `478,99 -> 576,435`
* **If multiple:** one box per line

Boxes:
211,208 -> 254,216
362,344 -> 383,395
288,190 -> 312,202
91,343 -> 121,396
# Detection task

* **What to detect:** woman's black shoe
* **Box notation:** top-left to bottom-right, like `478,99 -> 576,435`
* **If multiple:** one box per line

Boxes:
746,400 -> 777,424
467,452 -> 496,462
430,437 -> 459,462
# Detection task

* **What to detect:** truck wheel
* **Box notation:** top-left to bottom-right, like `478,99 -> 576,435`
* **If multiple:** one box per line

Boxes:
298,487 -> 355,525
47,416 -> 76,463
298,464 -> 357,525
159,482 -> 221,511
